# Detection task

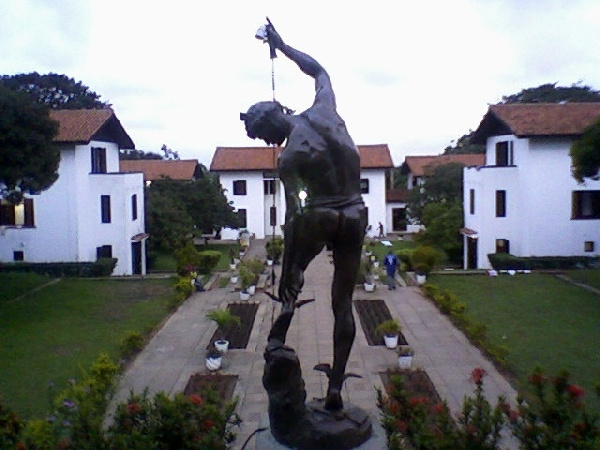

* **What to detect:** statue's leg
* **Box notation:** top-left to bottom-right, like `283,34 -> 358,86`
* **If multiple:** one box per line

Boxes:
325,208 -> 366,410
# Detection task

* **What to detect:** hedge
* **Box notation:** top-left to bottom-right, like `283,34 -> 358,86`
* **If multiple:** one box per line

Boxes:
0,258 -> 118,277
488,253 -> 600,270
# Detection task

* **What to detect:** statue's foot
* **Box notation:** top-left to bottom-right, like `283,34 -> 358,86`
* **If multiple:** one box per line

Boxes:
324,389 -> 343,411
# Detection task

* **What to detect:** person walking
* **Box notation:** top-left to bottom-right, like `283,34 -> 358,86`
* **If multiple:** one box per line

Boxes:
384,250 -> 399,290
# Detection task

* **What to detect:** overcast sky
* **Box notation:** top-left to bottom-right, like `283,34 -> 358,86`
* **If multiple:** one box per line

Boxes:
2,0 -> 600,167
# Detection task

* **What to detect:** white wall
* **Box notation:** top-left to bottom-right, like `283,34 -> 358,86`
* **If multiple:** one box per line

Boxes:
464,135 -> 600,269
216,168 -> 388,240
0,140 -> 145,275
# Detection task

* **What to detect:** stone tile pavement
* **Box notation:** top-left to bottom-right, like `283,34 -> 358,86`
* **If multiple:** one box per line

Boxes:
108,239 -> 519,449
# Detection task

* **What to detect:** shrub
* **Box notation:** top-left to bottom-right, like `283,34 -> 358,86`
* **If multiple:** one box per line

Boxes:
266,237 -> 284,262
107,388 -> 241,449
197,250 -> 221,274
488,253 -> 600,270
395,248 -> 415,271
174,241 -> 202,275
410,246 -> 440,275
0,399 -> 23,449
0,258 -> 118,277
120,331 -> 145,359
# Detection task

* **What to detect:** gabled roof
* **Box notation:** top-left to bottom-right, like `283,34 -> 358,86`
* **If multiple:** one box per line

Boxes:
49,109 -> 135,149
401,154 -> 485,177
472,103 -> 600,144
120,159 -> 199,181
210,144 -> 394,171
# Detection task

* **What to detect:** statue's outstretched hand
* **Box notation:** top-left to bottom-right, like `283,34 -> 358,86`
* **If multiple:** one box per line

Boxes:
266,20 -> 284,50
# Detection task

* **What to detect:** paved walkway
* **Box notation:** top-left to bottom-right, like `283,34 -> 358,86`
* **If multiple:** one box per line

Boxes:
109,239 -> 519,449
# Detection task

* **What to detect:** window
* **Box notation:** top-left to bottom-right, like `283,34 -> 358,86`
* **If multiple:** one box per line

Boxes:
496,239 -> 510,254
131,194 -> 138,221
496,190 -> 506,217
233,180 -> 247,195
13,251 -> 24,261
96,245 -> 113,259
585,241 -> 595,252
264,180 -> 276,195
495,141 -> 513,166
237,208 -> 247,228
270,206 -> 277,226
360,179 -> 370,194
91,147 -> 107,173
469,189 -> 475,215
101,195 -> 111,223
572,190 -> 600,219
0,198 -> 34,227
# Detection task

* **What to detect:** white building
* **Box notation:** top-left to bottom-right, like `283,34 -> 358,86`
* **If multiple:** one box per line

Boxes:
210,144 -> 394,240
0,109 -> 147,275
463,103 -> 600,269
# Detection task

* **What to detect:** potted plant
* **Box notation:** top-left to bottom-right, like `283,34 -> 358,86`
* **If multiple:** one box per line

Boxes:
206,308 -> 241,353
239,265 -> 254,300
411,246 -> 439,285
266,236 -> 284,265
397,345 -> 415,368
205,345 -> 223,371
376,319 -> 401,349
359,257 -> 375,292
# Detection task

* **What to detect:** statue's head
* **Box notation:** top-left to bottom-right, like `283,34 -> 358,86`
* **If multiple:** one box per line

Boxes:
240,101 -> 292,146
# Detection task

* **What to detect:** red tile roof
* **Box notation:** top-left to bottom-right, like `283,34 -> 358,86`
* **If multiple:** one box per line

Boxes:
120,159 -> 199,181
210,144 -> 394,171
49,109 -> 135,149
473,103 -> 600,143
402,154 -> 485,177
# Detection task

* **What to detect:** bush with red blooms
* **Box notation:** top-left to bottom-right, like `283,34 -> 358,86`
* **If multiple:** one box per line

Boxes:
506,366 -> 600,449
378,366 -> 600,449
107,388 -> 241,450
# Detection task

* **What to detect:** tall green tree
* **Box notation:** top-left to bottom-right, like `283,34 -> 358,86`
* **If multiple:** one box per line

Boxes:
0,85 -> 59,203
145,175 -> 239,252
407,162 -> 465,224
570,118 -> 600,183
416,201 -> 464,264
0,72 -> 108,109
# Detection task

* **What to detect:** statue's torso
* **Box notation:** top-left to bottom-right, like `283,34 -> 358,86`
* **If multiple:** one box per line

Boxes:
278,105 -> 362,202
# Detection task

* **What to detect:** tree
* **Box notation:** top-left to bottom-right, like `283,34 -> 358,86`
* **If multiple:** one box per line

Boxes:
0,85 -> 59,203
443,132 -> 485,155
119,149 -> 163,160
161,144 -> 179,160
416,201 -> 464,264
145,176 -> 239,251
570,118 -> 600,183
407,162 -> 465,224
501,82 -> 600,104
0,72 -> 109,109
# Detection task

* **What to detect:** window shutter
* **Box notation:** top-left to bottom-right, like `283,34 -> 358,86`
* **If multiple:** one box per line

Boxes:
24,198 -> 34,227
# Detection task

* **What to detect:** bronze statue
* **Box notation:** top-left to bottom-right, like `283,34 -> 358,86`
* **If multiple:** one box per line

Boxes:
241,20 -> 370,449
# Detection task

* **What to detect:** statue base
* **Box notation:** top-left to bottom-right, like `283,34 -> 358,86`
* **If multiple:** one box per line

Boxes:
256,409 -> 385,450
262,343 -> 373,449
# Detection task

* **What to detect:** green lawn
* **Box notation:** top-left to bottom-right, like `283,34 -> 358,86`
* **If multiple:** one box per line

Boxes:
430,272 -> 600,411
564,268 -> 600,290
0,272 -> 53,301
0,276 -> 174,419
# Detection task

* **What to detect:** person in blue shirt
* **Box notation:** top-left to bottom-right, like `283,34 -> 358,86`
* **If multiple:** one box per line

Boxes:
384,250 -> 399,290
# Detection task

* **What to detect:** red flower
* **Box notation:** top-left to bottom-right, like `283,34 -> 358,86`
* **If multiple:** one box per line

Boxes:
202,419 -> 216,430
189,394 -> 204,406
470,367 -> 486,384
395,420 -> 407,433
409,396 -> 428,407
508,410 -> 520,424
431,403 -> 445,414
126,403 -> 142,415
567,384 -> 585,400
528,372 -> 546,387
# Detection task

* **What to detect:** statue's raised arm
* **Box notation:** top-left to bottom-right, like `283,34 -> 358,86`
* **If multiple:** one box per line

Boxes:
266,21 -> 336,109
